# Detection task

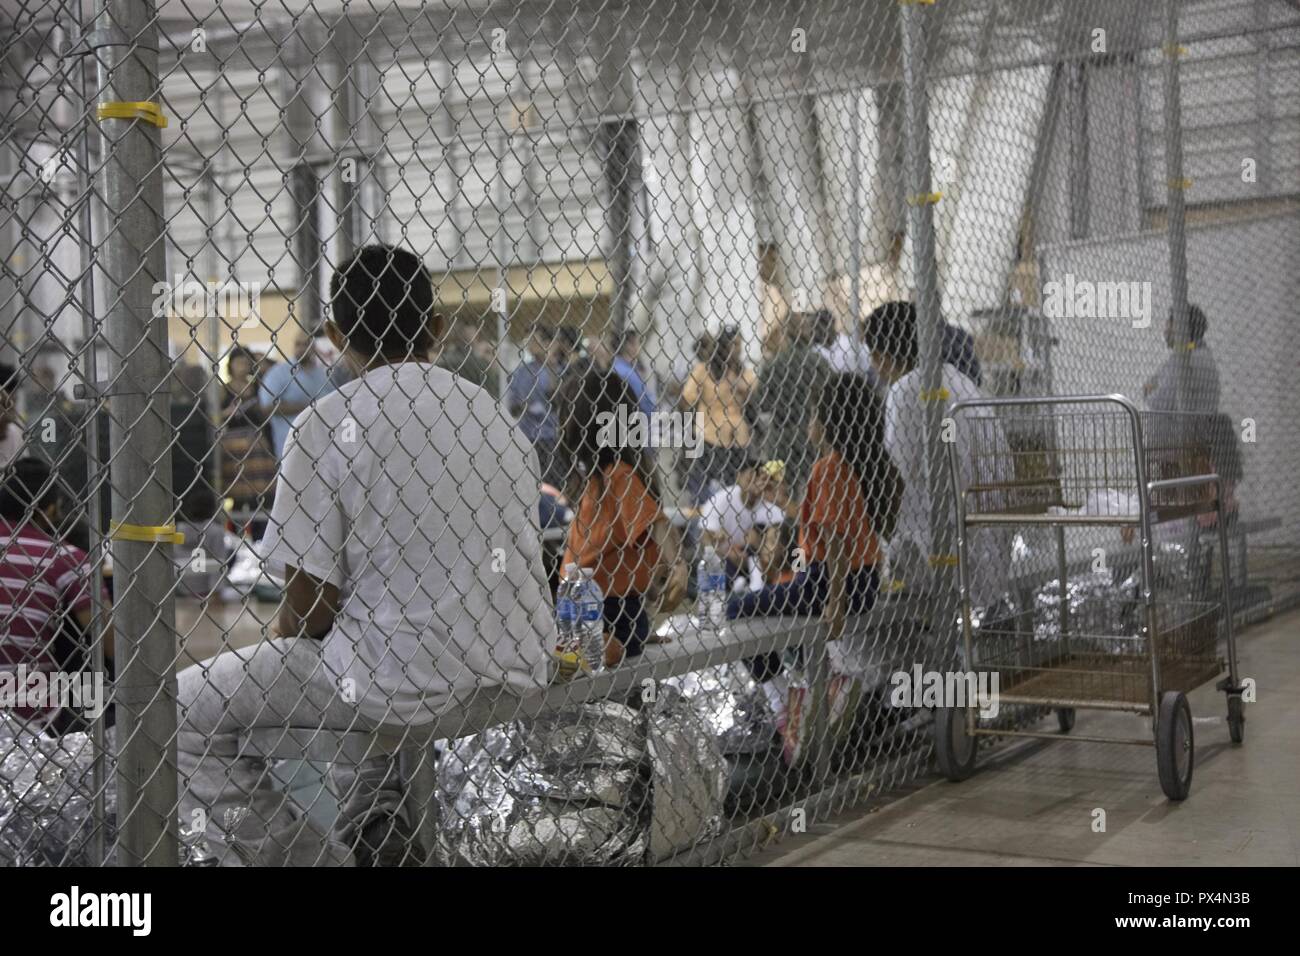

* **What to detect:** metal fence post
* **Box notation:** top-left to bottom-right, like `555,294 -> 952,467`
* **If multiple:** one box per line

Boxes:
71,7 -> 110,864
1162,0 -> 1192,410
92,0 -> 180,866
333,22 -> 381,257
899,1 -> 953,614
284,26 -> 325,336
202,167 -> 224,518
850,92 -> 862,331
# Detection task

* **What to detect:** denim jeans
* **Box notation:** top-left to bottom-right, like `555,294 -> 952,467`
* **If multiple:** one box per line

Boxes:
727,562 -> 879,682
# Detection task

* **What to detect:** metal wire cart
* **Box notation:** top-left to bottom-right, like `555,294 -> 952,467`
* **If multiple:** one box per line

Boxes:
933,394 -> 1246,801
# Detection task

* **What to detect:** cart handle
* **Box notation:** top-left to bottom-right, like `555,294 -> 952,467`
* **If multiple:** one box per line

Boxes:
1146,473 -> 1223,496
947,392 -> 1141,417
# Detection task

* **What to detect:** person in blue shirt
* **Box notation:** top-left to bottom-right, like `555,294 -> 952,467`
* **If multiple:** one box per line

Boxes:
507,324 -> 565,485
258,333 -> 336,458
602,328 -> 657,419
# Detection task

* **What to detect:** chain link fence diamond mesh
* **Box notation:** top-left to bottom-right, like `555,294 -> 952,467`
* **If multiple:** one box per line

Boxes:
1,0 -> 1297,866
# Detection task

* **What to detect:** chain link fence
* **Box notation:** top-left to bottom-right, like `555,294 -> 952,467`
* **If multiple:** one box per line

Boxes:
1,0 -> 1297,866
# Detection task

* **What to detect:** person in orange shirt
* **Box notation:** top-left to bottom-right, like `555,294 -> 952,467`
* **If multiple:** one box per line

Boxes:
559,368 -> 689,665
729,373 -> 901,665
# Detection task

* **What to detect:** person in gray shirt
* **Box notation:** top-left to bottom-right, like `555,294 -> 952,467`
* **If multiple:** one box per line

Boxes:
1144,303 -> 1220,415
752,312 -> 835,494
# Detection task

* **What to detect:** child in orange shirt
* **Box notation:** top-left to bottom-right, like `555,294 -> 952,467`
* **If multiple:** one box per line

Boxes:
559,369 -> 688,665
730,373 -> 901,650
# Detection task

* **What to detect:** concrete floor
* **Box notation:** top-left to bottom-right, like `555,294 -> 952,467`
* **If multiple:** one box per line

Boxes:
746,607 -> 1300,867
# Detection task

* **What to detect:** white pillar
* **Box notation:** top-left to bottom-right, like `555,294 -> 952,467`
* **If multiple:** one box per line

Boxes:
815,87 -> 898,328
688,49 -> 760,362
899,63 -> 976,309
753,96 -> 828,320
637,60 -> 701,384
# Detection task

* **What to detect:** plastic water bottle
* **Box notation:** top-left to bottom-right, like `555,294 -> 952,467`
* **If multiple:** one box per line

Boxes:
575,567 -> 606,673
555,562 -> 579,652
696,546 -> 728,631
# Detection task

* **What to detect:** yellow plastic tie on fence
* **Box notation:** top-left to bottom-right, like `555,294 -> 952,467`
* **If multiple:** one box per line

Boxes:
906,190 -> 943,206
96,101 -> 169,129
1163,43 -> 1187,58
919,387 -> 950,402
1168,177 -> 1193,191
899,0 -> 937,5
109,520 -> 185,545
929,554 -> 959,568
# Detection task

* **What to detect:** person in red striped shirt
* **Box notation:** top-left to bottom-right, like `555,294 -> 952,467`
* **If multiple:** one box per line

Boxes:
0,457 -> 113,727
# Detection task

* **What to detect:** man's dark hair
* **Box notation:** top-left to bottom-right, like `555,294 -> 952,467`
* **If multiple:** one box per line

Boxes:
557,326 -> 581,351
815,373 -> 902,538
862,300 -> 919,371
329,245 -> 438,359
227,345 -> 257,368
608,327 -> 638,356
707,327 -> 742,381
555,366 -> 660,503
694,332 -> 715,364
0,457 -> 59,521
0,362 -> 17,396
1178,303 -> 1209,344
809,309 -> 837,348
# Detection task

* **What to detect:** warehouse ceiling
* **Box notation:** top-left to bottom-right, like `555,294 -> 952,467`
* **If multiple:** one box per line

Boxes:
7,1 -> 1295,81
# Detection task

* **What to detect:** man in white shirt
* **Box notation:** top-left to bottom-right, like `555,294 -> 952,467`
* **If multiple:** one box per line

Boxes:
176,245 -> 552,866
864,301 -> 1012,608
699,460 -> 788,581
810,309 -> 876,381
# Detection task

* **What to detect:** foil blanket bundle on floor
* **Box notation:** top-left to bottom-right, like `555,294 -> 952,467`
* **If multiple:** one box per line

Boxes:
437,691 -> 730,865
0,715 -> 115,866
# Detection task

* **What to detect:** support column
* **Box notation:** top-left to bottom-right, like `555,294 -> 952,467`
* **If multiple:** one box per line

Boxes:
593,17 -> 641,336
752,95 -> 827,318
899,0 -> 952,600
283,26 -> 327,335
93,0 -> 180,866
688,44 -> 759,351
333,20 -> 385,256
600,118 -> 641,335
1162,0 -> 1192,411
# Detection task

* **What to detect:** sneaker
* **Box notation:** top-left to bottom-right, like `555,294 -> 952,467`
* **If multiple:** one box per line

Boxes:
353,813 -> 427,867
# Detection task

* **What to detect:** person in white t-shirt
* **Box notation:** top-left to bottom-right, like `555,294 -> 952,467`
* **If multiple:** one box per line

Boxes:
176,245 -> 552,866
699,459 -> 788,582
810,309 -> 875,380
863,301 -> 1012,608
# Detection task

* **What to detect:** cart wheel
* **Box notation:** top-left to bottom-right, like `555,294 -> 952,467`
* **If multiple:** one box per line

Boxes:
934,706 -> 978,782
1056,708 -> 1076,734
1227,694 -> 1245,745
1156,691 -> 1194,801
